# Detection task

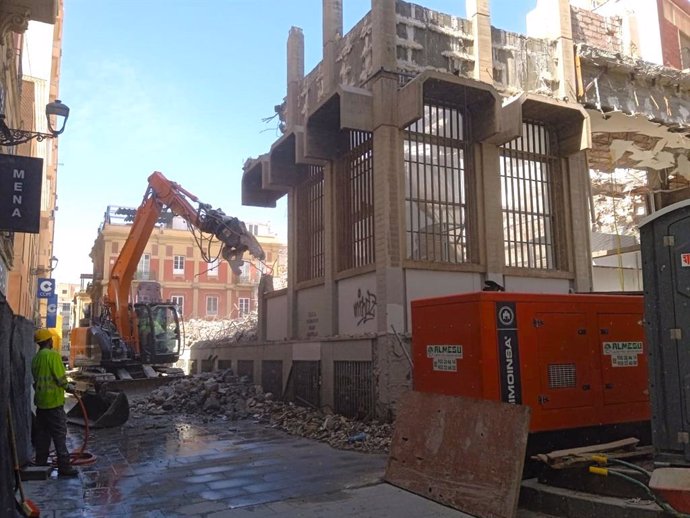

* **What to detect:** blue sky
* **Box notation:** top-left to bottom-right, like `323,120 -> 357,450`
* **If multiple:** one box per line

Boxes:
54,0 -> 536,284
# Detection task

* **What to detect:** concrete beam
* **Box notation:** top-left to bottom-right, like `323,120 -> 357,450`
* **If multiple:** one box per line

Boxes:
241,156 -> 284,208
522,94 -> 591,155
397,70 -> 502,141
304,87 -> 374,159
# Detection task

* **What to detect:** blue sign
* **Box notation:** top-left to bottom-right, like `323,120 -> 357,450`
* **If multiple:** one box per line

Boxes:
37,278 -> 55,298
46,294 -> 58,328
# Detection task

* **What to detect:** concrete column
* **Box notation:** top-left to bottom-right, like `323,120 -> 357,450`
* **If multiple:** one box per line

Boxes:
322,0 -> 343,95
322,162 -> 338,335
479,144 -> 505,285
372,76 -> 405,334
286,27 -> 304,130
368,0 -> 405,333
466,0 -> 493,83
526,0 -> 576,101
371,0 -> 397,73
286,191 -> 298,338
567,151 -> 593,292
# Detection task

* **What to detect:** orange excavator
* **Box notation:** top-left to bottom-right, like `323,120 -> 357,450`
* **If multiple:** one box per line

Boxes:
68,172 -> 265,426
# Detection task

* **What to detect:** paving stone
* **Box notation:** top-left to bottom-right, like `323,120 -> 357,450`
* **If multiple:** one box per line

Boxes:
175,500 -> 228,515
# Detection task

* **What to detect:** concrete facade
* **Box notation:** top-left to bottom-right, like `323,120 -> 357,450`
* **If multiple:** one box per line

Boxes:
196,0 -> 689,419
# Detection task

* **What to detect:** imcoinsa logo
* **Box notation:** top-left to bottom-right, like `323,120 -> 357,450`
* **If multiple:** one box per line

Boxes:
498,306 -> 515,327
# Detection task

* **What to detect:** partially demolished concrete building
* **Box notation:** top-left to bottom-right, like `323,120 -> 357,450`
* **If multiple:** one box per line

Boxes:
192,0 -> 690,418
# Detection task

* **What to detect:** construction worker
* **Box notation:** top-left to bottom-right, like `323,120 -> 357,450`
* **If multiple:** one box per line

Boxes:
31,328 -> 78,477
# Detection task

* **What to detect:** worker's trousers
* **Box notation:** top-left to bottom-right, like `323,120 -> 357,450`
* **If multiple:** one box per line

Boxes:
34,406 -> 70,468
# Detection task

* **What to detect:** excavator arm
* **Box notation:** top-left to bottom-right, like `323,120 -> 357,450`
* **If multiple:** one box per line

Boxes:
106,171 -> 265,352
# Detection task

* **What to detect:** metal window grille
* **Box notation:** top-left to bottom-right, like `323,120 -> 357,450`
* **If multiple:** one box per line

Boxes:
261,360 -> 283,398
200,358 -> 215,373
217,359 -> 232,371
336,131 -> 375,272
500,121 -> 562,269
237,360 -> 254,382
284,361 -> 321,408
548,363 -> 577,389
296,165 -> 325,281
333,361 -> 375,419
404,102 -> 471,263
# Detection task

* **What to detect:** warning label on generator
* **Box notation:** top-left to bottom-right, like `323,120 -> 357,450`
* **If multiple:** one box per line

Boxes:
426,345 -> 463,372
682,253 -> 690,267
603,341 -> 643,368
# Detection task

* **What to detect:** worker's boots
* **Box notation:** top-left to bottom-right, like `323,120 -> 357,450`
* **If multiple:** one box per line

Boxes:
58,465 -> 78,477
57,456 -> 78,477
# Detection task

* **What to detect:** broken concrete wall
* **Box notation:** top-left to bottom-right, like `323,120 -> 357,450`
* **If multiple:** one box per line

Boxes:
395,1 -> 474,79
335,14 -> 372,88
373,333 -> 412,421
491,28 -> 558,95
571,6 -> 623,53
578,46 -> 690,127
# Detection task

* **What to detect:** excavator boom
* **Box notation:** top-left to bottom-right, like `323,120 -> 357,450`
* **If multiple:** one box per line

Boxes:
107,171 -> 265,353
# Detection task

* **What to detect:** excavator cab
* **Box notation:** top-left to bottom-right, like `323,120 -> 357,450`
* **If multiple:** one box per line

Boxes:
135,303 -> 181,364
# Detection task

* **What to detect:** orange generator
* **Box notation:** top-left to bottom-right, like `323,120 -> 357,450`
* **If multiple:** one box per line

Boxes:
411,292 -> 650,434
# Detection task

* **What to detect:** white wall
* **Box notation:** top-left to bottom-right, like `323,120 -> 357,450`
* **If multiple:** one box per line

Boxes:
404,269 -> 482,331
337,273 -> 377,335
296,285 -> 328,338
266,293 -> 288,341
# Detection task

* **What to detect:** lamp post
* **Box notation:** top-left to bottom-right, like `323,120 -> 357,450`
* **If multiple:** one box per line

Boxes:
30,256 -> 59,276
0,99 -> 70,146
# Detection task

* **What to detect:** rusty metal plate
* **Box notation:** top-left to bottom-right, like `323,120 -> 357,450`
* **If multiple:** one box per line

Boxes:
385,391 -> 531,518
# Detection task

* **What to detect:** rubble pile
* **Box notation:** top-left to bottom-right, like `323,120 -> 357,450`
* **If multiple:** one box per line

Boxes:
183,313 -> 258,343
130,369 -> 392,454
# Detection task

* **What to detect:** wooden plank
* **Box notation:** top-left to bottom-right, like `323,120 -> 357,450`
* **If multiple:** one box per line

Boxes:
533,437 -> 639,462
385,391 -> 530,518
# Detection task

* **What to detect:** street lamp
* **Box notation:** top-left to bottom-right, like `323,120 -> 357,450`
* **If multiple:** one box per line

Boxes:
30,256 -> 59,276
0,100 -> 70,146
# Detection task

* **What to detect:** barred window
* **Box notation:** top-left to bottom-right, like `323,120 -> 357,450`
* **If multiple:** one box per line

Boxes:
296,165 -> 325,282
336,131 -> 375,272
500,121 -> 562,269
404,102 -> 470,263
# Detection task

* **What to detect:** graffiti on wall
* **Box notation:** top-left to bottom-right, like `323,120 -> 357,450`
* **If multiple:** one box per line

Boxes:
306,311 -> 319,338
353,288 -> 376,326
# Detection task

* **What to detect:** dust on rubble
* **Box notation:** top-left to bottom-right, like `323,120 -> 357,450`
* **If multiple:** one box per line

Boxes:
129,368 -> 392,454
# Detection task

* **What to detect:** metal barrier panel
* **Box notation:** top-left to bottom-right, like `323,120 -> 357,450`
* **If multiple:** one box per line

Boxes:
334,360 -> 375,419
237,360 -> 254,382
292,360 -> 321,408
261,360 -> 283,397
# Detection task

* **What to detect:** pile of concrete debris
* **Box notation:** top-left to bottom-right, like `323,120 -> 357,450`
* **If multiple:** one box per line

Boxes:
130,369 -> 392,454
183,312 -> 258,343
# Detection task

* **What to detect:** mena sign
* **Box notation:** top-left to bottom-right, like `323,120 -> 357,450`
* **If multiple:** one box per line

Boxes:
0,154 -> 43,234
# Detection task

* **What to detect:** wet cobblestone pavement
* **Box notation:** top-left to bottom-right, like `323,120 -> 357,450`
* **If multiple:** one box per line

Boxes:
22,413 -> 470,517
